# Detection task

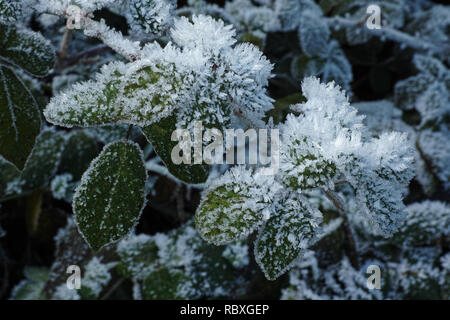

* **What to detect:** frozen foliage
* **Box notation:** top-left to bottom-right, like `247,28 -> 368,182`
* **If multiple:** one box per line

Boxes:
282,257 -> 383,300
196,166 -> 281,245
397,201 -> 450,245
298,9 -> 330,58
3,0 -> 449,301
44,15 -> 273,130
417,128 -> 450,190
291,41 -> 353,93
196,77 -> 414,280
50,173 -> 75,201
395,55 -> 450,127
282,199 -> 450,299
223,0 -> 280,44
10,267 -> 49,300
73,141 -> 147,251
274,0 -> 321,31
117,221 -> 249,299
81,257 -> 116,298
125,0 -> 175,35
284,78 -> 414,237
255,193 -> 322,280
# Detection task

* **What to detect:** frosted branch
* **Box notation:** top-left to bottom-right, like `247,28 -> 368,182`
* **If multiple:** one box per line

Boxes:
326,16 -> 448,57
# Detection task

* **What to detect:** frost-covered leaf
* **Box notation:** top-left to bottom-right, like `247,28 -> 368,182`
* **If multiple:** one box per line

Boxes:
396,201 -> 450,245
344,0 -> 405,45
79,257 -> 116,299
298,10 -> 330,57
44,61 -> 128,128
44,218 -> 91,297
0,0 -> 22,22
51,173 -> 77,202
20,129 -> 66,191
141,267 -> 188,299
59,130 -> 99,180
274,0 -> 322,31
345,132 -> 415,237
195,166 -> 278,245
254,193 -> 322,280
45,57 -> 184,128
126,0 -> 175,35
73,140 -> 147,251
0,22 -> 55,77
282,78 -> 414,237
404,5 -> 450,52
0,66 -> 41,170
141,115 -> 210,184
118,220 -> 247,299
394,55 -> 449,126
281,257 -> 383,300
280,115 -> 337,191
417,128 -> 450,190
0,156 -> 20,197
291,41 -> 353,92
10,267 -> 49,300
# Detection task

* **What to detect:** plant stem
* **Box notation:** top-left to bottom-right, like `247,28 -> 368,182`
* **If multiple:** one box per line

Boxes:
323,188 -> 359,268
59,28 -> 72,61
126,124 -> 133,140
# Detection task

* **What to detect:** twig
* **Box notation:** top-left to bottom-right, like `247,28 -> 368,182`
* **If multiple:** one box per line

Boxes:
59,28 -> 72,61
100,278 -> 125,300
322,188 -> 359,268
326,16 -> 448,57
64,45 -> 110,66
125,124 -> 133,140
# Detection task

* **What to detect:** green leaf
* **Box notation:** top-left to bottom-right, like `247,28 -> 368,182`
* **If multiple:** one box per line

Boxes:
394,74 -> 432,110
141,114 -> 210,184
0,66 -> 41,170
44,61 -> 178,128
195,166 -> 274,245
0,156 -> 20,197
0,22 -> 55,77
73,140 -> 147,251
10,267 -> 49,300
254,193 -> 322,280
142,267 -> 187,300
59,131 -> 100,180
44,62 -> 126,128
298,10 -> 330,57
20,130 -> 66,191
0,0 -> 22,22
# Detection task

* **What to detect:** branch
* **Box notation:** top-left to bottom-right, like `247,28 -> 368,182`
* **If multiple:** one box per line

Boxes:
326,16 -> 448,57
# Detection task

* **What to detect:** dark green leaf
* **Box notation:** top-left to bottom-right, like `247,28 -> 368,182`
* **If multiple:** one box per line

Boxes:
0,22 -> 55,77
141,114 -> 209,184
0,66 -> 41,170
73,141 -> 147,251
